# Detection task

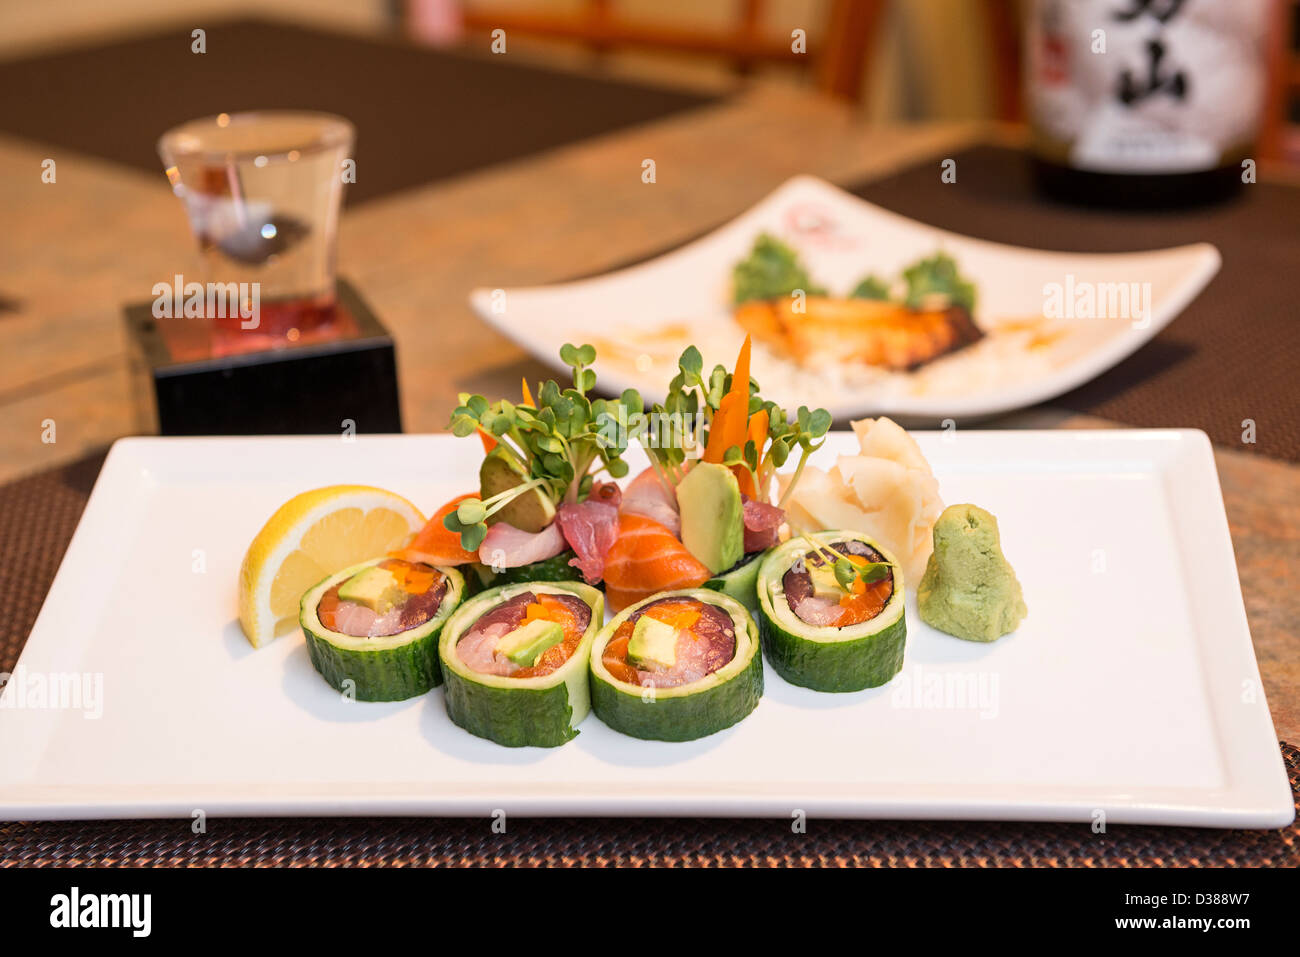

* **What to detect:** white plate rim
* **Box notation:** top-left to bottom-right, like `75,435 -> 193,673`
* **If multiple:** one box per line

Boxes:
0,430 -> 1290,828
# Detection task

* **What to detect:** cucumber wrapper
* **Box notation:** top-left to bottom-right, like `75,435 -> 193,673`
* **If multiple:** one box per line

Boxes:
300,562 -> 466,702
439,581 -> 604,748
471,550 -> 593,592
756,532 -> 906,692
702,549 -> 767,612
589,589 -> 763,741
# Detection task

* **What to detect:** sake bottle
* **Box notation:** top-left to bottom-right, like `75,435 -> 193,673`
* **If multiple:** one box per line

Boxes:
1024,0 -> 1270,207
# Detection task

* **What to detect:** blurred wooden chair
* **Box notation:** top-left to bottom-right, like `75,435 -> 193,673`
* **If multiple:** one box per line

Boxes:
441,0 -> 890,102
407,0 -> 1025,118
1262,0 -> 1300,164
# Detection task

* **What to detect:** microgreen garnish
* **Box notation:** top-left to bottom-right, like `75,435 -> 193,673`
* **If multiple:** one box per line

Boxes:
792,530 -> 892,594
445,343 -> 637,551
631,338 -> 832,505
834,559 -> 892,590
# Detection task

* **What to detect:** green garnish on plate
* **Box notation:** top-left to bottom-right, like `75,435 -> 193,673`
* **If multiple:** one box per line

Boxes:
731,232 -> 826,305
444,343 -> 638,551
848,274 -> 891,300
901,252 -> 977,312
634,343 -> 832,508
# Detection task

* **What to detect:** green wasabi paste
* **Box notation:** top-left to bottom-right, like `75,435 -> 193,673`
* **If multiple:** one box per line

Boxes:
917,504 -> 1026,642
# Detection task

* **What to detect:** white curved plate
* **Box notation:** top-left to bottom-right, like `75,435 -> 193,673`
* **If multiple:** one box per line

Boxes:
470,175 -> 1220,420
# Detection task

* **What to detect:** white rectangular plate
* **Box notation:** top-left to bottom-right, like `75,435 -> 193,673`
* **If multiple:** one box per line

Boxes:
470,175 -> 1221,421
0,431 -> 1291,827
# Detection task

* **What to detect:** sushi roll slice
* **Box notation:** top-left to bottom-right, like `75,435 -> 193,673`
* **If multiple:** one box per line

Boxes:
439,581 -> 604,747
702,549 -> 766,612
589,589 -> 763,741
300,558 -> 466,702
756,531 -> 906,692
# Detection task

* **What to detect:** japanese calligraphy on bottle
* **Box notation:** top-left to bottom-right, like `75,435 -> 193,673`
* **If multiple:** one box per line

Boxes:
1027,0 -> 1268,174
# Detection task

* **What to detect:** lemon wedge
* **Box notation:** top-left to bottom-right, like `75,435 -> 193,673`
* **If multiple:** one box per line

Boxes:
237,485 -> 426,648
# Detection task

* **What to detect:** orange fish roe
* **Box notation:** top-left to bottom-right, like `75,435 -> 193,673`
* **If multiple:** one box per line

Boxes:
640,599 -> 701,632
379,558 -> 439,595
836,577 -> 892,626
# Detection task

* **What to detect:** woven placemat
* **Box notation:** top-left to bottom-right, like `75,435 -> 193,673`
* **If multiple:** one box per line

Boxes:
0,18 -> 715,206
851,146 -> 1300,462
2,453 -> 1296,866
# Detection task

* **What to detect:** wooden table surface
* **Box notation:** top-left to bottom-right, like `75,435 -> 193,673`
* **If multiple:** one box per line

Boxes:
0,82 -> 1295,741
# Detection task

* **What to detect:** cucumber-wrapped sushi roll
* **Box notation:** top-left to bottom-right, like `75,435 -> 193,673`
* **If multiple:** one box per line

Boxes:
756,531 -> 906,692
301,558 -> 465,701
589,589 -> 762,741
439,581 -> 603,747
701,549 -> 766,612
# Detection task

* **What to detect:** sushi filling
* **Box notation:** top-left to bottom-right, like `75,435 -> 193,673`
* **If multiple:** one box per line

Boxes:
601,597 -> 736,688
456,591 -> 592,678
316,559 -> 447,638
783,540 -> 894,628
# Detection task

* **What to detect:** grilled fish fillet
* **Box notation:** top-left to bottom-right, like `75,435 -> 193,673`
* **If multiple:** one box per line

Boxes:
734,296 -> 983,371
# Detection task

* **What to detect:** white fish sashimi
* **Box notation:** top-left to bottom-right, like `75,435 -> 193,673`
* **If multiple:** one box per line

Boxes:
620,466 -> 681,537
331,602 -> 378,636
793,595 -> 844,627
455,621 -> 518,676
478,521 -> 567,569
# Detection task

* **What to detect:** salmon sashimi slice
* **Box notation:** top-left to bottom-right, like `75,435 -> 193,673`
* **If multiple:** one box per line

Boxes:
602,513 -> 711,612
391,492 -> 480,565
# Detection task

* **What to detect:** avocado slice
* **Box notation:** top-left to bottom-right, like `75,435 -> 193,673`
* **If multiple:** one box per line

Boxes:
807,562 -> 845,602
627,615 -> 678,671
676,462 -> 744,575
495,618 -> 564,667
479,446 -> 556,534
337,566 -> 405,615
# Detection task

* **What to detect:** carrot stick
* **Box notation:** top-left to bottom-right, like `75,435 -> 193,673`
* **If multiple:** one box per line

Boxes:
703,392 -> 744,462
723,335 -> 753,453
703,335 -> 754,464
733,335 -> 751,402
748,408 -> 769,452
732,406 -> 769,497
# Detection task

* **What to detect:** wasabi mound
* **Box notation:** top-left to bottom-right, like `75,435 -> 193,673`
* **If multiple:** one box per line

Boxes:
917,504 -> 1026,642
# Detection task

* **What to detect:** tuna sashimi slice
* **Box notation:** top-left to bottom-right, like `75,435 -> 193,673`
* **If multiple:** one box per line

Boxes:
556,498 -> 619,584
741,496 -> 784,553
